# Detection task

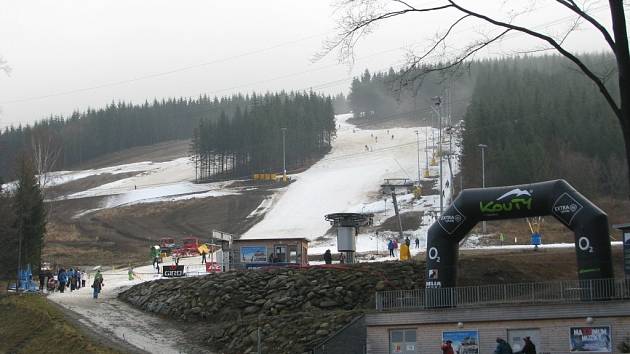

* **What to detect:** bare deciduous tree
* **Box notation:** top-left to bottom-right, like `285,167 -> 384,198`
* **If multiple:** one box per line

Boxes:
31,131 -> 62,192
324,0 -> 630,197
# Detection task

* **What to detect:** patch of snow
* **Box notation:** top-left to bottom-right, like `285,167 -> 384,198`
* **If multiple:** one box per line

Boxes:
245,194 -> 278,219
71,181 -> 239,218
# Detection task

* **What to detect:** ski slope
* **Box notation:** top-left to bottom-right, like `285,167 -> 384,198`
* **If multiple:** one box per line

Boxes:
242,113 -> 445,241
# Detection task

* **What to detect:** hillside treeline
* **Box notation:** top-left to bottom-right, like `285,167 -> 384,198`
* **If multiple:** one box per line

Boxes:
348,67 -> 473,121
0,95 -> 256,180
460,54 -> 628,198
191,92 -> 336,181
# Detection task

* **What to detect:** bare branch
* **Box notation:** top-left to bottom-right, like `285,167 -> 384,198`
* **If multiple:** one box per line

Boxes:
447,0 -> 621,117
554,0 -> 616,51
392,0 -> 414,10
409,15 -> 471,67
0,57 -> 11,77
393,28 -> 511,92
317,2 -> 453,62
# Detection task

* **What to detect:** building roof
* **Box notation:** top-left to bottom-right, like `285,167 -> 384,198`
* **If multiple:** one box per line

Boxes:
613,223 -> 630,230
233,237 -> 310,243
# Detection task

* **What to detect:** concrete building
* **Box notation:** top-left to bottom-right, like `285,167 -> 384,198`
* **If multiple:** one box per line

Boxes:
366,279 -> 630,353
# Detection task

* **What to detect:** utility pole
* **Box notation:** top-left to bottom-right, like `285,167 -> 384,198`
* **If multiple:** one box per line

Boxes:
415,130 -> 421,184
433,96 -> 443,214
281,128 -> 287,181
478,144 -> 488,234
425,125 -> 429,177
445,126 -> 454,202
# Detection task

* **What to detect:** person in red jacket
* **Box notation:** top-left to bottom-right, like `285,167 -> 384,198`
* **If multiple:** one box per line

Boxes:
441,340 -> 455,354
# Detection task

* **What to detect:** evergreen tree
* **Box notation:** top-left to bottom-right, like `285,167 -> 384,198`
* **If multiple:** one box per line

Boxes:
0,181 -> 17,278
13,154 -> 47,272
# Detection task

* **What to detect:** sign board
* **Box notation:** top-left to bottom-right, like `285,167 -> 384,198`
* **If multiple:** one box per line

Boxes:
240,246 -> 267,263
162,265 -> 185,277
569,326 -> 612,352
212,230 -> 233,242
442,330 -> 479,354
205,262 -> 222,273
624,232 -> 630,277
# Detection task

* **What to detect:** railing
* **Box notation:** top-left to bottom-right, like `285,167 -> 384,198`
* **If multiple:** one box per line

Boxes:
375,278 -> 630,311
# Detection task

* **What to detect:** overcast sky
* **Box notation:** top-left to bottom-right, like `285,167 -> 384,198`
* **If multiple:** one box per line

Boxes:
0,0 -> 617,128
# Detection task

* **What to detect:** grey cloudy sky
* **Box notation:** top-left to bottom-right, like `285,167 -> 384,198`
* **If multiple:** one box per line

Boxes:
0,0 -> 616,128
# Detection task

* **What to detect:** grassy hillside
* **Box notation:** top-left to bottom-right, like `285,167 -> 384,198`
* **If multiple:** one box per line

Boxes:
0,295 -> 121,354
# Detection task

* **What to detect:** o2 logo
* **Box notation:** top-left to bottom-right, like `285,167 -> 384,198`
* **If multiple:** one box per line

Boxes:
428,247 -> 440,262
578,236 -> 594,253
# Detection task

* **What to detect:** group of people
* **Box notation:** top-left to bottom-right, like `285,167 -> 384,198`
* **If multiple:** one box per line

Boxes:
47,268 -> 87,293
387,237 -> 420,257
40,268 -> 104,299
322,249 -> 346,264
441,337 -> 536,354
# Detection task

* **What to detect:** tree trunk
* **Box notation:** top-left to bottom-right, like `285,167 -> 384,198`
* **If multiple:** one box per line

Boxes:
609,0 -> 630,197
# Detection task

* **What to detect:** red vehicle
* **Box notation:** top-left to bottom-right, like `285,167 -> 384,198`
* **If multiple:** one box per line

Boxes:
173,237 -> 200,257
159,237 -> 177,256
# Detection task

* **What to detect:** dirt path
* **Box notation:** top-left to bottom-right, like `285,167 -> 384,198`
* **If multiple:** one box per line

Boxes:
49,267 -> 213,354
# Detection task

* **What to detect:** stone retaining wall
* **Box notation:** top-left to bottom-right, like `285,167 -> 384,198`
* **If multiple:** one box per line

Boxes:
119,262 -> 424,353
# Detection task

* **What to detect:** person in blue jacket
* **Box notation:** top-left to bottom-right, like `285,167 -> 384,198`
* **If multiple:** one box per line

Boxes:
388,240 -> 395,257
58,268 -> 67,293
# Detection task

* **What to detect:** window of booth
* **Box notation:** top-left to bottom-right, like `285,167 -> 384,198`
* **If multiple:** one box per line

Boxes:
289,245 -> 298,263
389,329 -> 416,354
274,245 -> 287,262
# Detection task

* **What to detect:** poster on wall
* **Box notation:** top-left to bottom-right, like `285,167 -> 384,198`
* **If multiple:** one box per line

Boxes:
240,246 -> 267,263
508,329 -> 541,353
442,330 -> 479,354
569,326 -> 612,352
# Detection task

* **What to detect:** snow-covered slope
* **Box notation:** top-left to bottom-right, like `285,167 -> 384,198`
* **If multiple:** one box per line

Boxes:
242,113 -> 448,242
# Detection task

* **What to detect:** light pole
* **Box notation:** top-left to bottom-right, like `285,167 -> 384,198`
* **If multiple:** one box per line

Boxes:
478,143 -> 488,233
281,127 -> 287,181
432,96 -> 443,215
415,130 -> 421,184
425,125 -> 429,176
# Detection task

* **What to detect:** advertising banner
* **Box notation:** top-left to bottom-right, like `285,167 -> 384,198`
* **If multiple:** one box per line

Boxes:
442,330 -> 479,354
569,326 -> 612,352
240,246 -> 267,263
205,262 -> 222,273
162,265 -> 185,277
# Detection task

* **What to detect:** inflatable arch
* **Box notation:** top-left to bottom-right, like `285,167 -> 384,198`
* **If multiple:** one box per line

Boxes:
426,179 -> 613,288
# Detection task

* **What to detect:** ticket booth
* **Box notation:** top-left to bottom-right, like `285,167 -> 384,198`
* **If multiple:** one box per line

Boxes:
232,238 -> 309,269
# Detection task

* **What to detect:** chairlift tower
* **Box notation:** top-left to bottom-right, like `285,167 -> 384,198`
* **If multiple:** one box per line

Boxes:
381,178 -> 415,239
325,212 -> 373,264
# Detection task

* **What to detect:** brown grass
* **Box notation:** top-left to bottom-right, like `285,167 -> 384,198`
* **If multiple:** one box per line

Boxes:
0,295 -> 121,354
